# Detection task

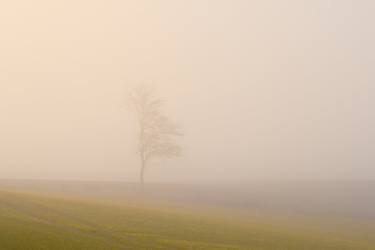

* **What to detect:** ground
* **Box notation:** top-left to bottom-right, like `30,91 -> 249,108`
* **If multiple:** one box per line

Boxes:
0,182 -> 374,250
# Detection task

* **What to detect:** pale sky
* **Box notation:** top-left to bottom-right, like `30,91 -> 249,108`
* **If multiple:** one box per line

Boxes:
0,1 -> 374,181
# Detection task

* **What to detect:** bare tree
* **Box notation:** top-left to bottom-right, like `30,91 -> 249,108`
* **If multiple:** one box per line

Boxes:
129,86 -> 182,183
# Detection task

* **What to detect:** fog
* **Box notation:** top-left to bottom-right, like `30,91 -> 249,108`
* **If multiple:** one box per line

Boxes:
0,0 -> 374,182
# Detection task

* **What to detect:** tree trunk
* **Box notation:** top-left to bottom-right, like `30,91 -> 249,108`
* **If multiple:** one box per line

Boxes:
140,157 -> 146,184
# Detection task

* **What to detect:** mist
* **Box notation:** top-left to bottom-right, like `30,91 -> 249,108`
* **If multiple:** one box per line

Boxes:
0,0 -> 374,182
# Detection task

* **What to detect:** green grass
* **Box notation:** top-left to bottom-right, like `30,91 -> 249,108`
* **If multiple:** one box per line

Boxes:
0,189 -> 373,250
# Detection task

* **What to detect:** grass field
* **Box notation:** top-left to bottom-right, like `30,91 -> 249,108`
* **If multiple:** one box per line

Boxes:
0,187 -> 374,250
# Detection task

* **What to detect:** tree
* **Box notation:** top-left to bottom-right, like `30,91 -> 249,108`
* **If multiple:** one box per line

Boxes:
129,86 -> 182,183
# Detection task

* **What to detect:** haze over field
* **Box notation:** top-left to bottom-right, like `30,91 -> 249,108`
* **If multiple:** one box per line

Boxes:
1,1 -> 375,250
0,0 -> 374,183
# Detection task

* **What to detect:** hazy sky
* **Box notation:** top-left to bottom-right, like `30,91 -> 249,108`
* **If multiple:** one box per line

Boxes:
0,1 -> 374,181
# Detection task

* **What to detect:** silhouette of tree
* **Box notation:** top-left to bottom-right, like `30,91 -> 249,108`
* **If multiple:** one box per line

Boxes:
129,86 -> 182,183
